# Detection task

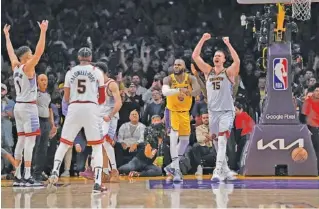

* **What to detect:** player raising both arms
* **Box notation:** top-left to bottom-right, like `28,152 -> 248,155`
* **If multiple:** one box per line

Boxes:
192,33 -> 240,181
3,21 -> 48,187
162,59 -> 201,182
48,48 -> 106,193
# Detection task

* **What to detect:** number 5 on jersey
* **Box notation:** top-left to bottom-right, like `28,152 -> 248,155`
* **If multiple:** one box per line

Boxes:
212,81 -> 220,90
78,79 -> 86,93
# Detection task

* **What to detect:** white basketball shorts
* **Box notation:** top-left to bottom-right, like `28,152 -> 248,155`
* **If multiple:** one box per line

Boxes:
60,103 -> 104,146
208,110 -> 235,138
14,103 -> 40,137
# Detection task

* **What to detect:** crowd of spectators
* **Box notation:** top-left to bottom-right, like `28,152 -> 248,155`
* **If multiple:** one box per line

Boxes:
1,0 -> 319,179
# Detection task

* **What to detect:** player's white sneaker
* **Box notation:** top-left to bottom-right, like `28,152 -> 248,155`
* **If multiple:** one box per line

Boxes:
195,165 -> 203,176
211,169 -> 225,182
224,169 -> 238,181
48,171 -> 59,186
173,169 -> 183,182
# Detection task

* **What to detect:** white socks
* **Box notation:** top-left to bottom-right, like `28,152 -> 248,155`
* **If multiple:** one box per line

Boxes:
215,135 -> 227,170
103,141 -> 117,169
24,136 -> 36,180
92,145 -> 103,185
170,130 -> 179,169
52,143 -> 71,174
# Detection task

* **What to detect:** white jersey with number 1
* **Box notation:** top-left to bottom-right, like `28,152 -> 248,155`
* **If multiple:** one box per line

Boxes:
64,64 -> 104,103
13,64 -> 37,102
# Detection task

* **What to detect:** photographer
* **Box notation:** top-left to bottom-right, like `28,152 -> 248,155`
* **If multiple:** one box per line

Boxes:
118,115 -> 164,177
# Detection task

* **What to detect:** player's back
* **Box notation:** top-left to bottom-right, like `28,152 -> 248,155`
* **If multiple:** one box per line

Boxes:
206,69 -> 235,112
66,64 -> 103,104
13,65 -> 37,102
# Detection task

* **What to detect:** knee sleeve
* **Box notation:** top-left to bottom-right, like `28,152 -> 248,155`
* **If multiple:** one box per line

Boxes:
14,136 -> 25,160
177,136 -> 189,156
24,136 -> 36,162
170,130 -> 179,158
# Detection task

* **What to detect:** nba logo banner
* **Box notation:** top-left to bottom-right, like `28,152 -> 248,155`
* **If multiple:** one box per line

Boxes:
273,58 -> 288,90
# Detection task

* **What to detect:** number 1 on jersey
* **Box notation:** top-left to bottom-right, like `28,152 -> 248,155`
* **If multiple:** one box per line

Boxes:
77,79 -> 86,93
16,80 -> 22,93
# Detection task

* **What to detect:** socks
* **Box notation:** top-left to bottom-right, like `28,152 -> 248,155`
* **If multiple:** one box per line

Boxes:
92,145 -> 103,185
215,135 -> 227,170
15,161 -> 22,179
177,136 -> 189,159
52,143 -> 71,173
23,136 -> 36,179
169,130 -> 179,169
103,141 -> 117,169
24,167 -> 31,179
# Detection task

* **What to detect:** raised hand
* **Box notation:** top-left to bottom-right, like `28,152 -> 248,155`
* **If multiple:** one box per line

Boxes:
223,37 -> 230,45
3,24 -> 11,37
201,33 -> 211,41
37,20 -> 49,32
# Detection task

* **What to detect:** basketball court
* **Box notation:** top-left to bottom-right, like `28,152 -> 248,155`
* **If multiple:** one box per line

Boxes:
1,176 -> 319,208
1,0 -> 319,208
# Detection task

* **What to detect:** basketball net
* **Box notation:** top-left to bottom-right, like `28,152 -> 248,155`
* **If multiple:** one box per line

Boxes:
291,0 -> 311,21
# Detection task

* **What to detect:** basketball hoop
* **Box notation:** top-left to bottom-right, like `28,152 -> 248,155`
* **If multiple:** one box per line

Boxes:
291,0 -> 311,21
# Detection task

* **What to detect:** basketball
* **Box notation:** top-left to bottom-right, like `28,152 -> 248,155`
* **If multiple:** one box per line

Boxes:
291,147 -> 308,163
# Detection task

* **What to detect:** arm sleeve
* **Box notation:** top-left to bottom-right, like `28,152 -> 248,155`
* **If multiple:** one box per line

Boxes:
162,85 -> 180,96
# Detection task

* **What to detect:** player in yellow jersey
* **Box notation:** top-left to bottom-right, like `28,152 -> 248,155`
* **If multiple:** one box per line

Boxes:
162,59 -> 201,182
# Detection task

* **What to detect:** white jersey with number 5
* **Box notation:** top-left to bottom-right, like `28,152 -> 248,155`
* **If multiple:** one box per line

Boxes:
64,64 -> 104,103
13,65 -> 37,102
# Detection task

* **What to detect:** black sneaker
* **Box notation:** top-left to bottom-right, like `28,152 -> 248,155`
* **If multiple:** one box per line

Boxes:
92,183 -> 107,194
24,177 -> 44,187
34,173 -> 48,182
13,177 -> 25,187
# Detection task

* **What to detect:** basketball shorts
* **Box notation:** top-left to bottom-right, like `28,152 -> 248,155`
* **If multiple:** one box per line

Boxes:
60,103 -> 104,146
208,110 -> 235,138
165,108 -> 190,136
14,103 -> 40,136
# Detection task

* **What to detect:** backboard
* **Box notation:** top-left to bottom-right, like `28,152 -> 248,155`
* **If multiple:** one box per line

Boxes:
237,0 -> 319,4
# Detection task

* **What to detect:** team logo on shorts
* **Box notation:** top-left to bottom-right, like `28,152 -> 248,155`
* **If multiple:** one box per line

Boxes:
273,58 -> 288,91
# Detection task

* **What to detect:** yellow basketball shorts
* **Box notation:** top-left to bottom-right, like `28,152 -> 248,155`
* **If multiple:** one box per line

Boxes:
164,108 -> 190,136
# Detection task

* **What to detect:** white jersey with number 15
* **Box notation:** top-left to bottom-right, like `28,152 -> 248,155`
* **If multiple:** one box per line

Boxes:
64,64 -> 104,104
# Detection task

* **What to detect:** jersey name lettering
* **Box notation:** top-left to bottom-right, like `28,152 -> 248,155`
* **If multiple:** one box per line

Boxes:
209,77 -> 224,82
70,70 -> 96,83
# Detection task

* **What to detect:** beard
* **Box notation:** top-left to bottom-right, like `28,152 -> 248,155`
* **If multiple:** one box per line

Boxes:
174,68 -> 184,75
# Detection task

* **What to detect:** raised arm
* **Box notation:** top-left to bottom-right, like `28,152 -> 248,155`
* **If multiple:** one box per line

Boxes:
3,24 -> 20,70
192,33 -> 213,75
223,37 -> 240,77
25,20 -> 49,76
161,76 -> 179,96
